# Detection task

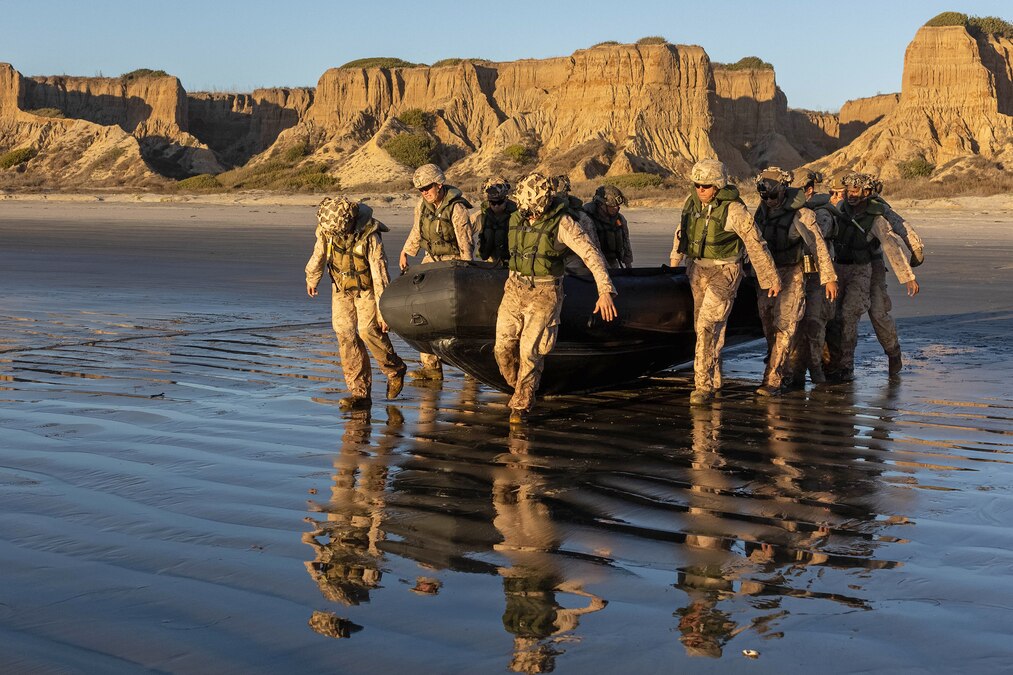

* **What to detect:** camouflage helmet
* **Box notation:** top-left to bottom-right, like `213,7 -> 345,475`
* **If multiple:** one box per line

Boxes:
482,175 -> 511,201
842,172 -> 875,190
755,167 -> 792,197
593,185 -> 627,207
689,159 -> 728,188
317,196 -> 358,234
412,163 -> 445,189
551,174 -> 572,195
792,169 -> 823,189
514,172 -> 554,217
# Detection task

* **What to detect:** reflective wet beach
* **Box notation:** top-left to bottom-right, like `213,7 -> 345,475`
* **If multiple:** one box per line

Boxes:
2,201 -> 1012,673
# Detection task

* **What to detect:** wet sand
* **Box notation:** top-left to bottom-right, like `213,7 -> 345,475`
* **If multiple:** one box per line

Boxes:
1,197 -> 1012,673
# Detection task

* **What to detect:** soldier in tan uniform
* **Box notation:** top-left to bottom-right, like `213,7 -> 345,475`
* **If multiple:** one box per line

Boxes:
475,175 -> 517,265
583,185 -> 633,269
787,169 -> 845,386
495,173 -> 618,424
867,178 -> 926,378
826,173 -> 919,382
306,197 -> 407,410
752,168 -> 838,395
398,163 -> 474,381
670,159 -> 781,405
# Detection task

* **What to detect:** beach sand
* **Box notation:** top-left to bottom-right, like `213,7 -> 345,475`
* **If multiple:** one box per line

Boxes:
1,196 -> 1012,673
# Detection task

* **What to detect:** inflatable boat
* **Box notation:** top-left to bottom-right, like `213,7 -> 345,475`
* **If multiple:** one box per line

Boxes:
380,261 -> 763,394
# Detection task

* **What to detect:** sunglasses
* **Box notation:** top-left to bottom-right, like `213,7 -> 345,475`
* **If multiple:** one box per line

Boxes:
693,183 -> 714,190
417,183 -> 437,193
488,199 -> 505,206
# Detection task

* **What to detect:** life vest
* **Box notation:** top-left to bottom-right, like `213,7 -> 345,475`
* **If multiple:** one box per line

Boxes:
754,187 -> 808,266
834,200 -> 885,265
325,207 -> 388,292
508,197 -> 568,278
419,186 -> 472,257
476,199 -> 518,262
584,203 -> 629,266
677,186 -> 744,260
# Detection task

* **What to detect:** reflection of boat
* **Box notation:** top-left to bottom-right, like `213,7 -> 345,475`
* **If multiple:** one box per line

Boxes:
380,261 -> 763,394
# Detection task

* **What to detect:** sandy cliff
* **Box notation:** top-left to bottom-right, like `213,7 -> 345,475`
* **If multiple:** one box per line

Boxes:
839,93 -> 900,144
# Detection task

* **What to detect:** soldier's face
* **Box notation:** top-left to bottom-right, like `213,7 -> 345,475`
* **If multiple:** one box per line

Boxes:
830,189 -> 845,204
603,203 -> 621,218
419,183 -> 443,204
846,187 -> 866,206
694,183 -> 718,204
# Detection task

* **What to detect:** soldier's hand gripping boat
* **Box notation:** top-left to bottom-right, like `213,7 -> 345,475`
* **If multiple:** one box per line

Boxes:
380,261 -> 763,394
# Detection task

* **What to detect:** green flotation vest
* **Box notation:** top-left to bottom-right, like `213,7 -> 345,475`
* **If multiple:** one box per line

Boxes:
477,199 -> 518,262
419,186 -> 472,257
584,203 -> 629,266
835,199 -> 884,265
678,186 -> 744,260
508,197 -> 568,278
325,208 -> 387,291
754,187 -> 808,266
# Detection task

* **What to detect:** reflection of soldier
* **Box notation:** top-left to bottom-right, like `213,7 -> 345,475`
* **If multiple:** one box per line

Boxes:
583,185 -> 633,269
751,168 -> 837,396
826,173 -> 919,382
867,180 -> 926,379
495,428 -> 607,672
399,163 -> 474,381
305,197 -> 407,410
476,175 -> 518,265
670,159 -> 781,405
495,173 -> 618,424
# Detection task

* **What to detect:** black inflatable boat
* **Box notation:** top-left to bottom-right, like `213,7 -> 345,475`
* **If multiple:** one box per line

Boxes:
380,261 -> 763,394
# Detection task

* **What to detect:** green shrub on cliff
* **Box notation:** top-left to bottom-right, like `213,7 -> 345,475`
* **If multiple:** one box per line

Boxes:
395,108 -> 433,130
28,107 -> 65,118
924,11 -> 968,27
713,56 -> 774,71
283,142 -> 311,163
121,68 -> 170,80
0,147 -> 38,169
175,174 -> 223,191
430,58 -> 489,68
898,157 -> 935,179
503,144 -> 535,165
607,173 -> 665,189
592,41 -> 621,47
382,132 -> 437,169
925,12 -> 1013,39
636,36 -> 667,45
340,57 -> 421,69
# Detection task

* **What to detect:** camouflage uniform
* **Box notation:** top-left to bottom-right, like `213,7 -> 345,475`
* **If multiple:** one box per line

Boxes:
306,197 -> 406,404
495,173 -> 616,418
474,175 -> 516,264
583,185 -> 633,269
752,169 -> 836,393
671,160 -> 780,401
401,163 -> 474,377
826,177 -> 916,379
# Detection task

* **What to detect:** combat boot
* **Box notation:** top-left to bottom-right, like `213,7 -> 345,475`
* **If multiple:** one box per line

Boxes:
809,367 -> 826,385
509,409 -> 527,424
888,353 -> 903,378
755,384 -> 781,397
339,396 -> 372,411
689,389 -> 712,405
387,368 -> 406,399
409,368 -> 443,381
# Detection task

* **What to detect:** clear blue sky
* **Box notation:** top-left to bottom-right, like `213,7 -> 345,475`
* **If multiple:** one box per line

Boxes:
4,1 -> 1010,111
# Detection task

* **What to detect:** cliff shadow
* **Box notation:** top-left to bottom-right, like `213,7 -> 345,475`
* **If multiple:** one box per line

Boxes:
187,98 -> 302,168
474,66 -> 508,126
973,36 -> 1013,118
22,80 -> 153,134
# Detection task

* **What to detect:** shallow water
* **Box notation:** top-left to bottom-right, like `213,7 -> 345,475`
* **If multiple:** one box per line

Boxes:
1,203 -> 1012,673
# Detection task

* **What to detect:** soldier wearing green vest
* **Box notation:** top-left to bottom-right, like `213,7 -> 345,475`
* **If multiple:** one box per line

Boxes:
669,159 -> 781,405
787,169 -> 846,386
475,175 -> 517,264
866,178 -> 926,378
551,174 -> 585,212
583,185 -> 633,269
825,173 -> 919,382
305,197 -> 407,410
494,173 -> 618,424
751,168 -> 838,396
399,163 -> 474,381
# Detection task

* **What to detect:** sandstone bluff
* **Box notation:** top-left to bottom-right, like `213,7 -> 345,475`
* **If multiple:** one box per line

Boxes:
1,15 -> 1011,191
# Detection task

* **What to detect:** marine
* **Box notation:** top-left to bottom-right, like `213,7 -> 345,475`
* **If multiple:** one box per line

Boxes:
751,168 -> 838,395
475,175 -> 517,265
398,163 -> 474,381
670,159 -> 782,405
583,185 -> 633,269
494,173 -> 618,424
305,196 -> 407,409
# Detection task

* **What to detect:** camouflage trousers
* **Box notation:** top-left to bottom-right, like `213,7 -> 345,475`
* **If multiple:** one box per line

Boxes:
825,263 -> 872,375
688,261 -> 743,393
494,275 -> 564,412
757,264 -> 806,389
787,272 -> 833,383
331,288 -> 406,398
418,252 -> 463,374
869,256 -> 901,358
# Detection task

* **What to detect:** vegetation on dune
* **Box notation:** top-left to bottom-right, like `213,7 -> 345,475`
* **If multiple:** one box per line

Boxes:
897,157 -> 935,179
606,172 -> 665,189
339,57 -> 421,69
395,108 -> 434,130
635,36 -> 667,45
27,107 -> 65,118
0,147 -> 38,169
381,132 -> 437,169
89,146 -> 126,172
591,41 -> 621,47
215,157 -> 338,192
120,68 -> 170,80
431,58 -> 490,68
174,174 -> 223,191
925,12 -> 1013,39
713,56 -> 774,71
503,143 -> 536,165
283,141 -> 311,163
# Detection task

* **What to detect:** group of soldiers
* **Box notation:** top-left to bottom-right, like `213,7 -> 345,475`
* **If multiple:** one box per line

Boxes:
305,158 -> 922,420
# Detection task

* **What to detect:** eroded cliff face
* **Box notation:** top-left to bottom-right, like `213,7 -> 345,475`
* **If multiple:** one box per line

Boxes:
19,72 -> 222,177
188,88 -> 313,167
814,25 -> 1013,179
839,93 -> 899,144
